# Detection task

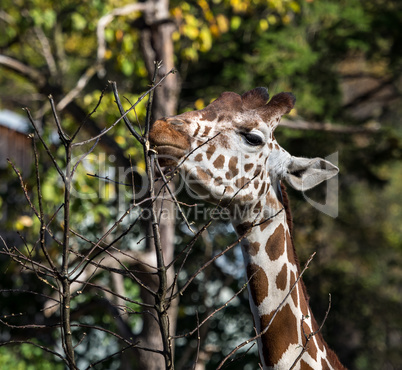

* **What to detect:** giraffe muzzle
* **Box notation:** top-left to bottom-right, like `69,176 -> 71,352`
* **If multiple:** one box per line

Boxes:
149,119 -> 191,166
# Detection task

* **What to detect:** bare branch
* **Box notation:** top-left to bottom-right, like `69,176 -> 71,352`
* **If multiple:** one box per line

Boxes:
56,65 -> 99,112
23,108 -> 66,182
111,81 -> 143,143
34,26 -> 58,78
0,54 -> 46,86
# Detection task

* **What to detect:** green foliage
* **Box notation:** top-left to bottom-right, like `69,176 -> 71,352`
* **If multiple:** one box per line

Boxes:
0,342 -> 63,370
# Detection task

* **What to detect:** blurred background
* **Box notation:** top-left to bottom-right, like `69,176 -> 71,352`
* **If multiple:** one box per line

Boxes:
0,0 -> 401,369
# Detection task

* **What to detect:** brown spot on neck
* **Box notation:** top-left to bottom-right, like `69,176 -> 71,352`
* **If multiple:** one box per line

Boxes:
260,304 -> 298,367
247,263 -> 269,307
259,218 -> 273,232
266,223 -> 285,261
236,222 -> 252,236
289,271 -> 298,308
245,241 -> 261,256
276,264 -> 288,291
300,360 -> 314,370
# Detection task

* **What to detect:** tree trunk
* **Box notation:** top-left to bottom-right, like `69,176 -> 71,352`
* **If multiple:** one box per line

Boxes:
127,0 -> 181,368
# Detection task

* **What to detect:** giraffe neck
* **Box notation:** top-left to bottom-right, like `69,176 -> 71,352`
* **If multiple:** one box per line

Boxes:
231,185 -> 343,370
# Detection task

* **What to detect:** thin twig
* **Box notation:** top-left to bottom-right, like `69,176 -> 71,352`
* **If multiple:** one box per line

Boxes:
23,108 -> 66,182
49,94 -> 69,144
111,81 -> 143,143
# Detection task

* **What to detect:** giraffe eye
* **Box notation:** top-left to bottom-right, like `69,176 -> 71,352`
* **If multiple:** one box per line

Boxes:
241,132 -> 264,146
169,119 -> 184,125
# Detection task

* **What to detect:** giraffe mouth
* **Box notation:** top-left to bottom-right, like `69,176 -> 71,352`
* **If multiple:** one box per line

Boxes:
152,144 -> 187,166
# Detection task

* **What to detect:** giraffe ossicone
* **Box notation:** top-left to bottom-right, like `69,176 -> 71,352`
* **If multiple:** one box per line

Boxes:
149,87 -> 345,369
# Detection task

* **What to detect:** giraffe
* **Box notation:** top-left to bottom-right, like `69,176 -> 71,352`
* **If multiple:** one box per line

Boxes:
149,87 -> 345,369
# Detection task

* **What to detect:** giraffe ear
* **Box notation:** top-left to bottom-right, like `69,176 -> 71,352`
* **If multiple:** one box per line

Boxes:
241,87 -> 270,109
284,156 -> 339,191
259,92 -> 296,125
266,92 -> 296,116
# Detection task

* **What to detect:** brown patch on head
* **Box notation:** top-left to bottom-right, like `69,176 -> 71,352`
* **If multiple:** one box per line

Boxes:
240,193 -> 254,202
254,180 -> 260,189
228,157 -> 239,177
300,360 -> 314,370
265,224 -> 285,261
236,222 -> 252,236
247,263 -> 268,307
260,304 -> 298,367
244,163 -> 253,172
254,164 -> 263,177
245,241 -> 260,256
193,124 -> 201,137
194,153 -> 203,162
201,110 -> 217,121
225,186 -> 234,193
235,176 -> 249,188
202,126 -> 212,136
196,167 -> 212,183
276,264 -> 288,291
206,144 -> 216,160
219,134 -> 231,149
235,121 -> 260,131
258,182 -> 267,197
214,176 -> 223,186
217,114 -> 226,122
213,154 -> 225,169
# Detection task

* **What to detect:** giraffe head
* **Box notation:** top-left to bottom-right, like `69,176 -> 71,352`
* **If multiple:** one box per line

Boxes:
149,87 -> 338,210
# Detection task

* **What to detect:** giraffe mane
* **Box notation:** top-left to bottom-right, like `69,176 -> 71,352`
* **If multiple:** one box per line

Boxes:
281,182 -> 346,369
